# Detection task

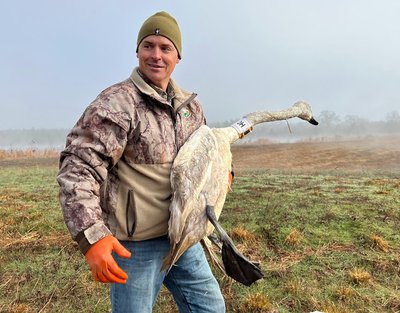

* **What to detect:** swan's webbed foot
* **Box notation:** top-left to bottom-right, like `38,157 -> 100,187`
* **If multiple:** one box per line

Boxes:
206,205 -> 264,286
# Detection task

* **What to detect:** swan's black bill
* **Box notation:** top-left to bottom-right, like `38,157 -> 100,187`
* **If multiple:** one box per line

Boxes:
206,205 -> 264,286
309,117 -> 319,125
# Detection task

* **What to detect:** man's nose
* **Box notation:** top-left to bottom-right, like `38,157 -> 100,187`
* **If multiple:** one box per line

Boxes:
151,47 -> 162,60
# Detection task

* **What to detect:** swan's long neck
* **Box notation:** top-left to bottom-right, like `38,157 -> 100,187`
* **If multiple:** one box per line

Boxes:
225,102 -> 315,144
213,127 -> 242,144
246,105 -> 303,126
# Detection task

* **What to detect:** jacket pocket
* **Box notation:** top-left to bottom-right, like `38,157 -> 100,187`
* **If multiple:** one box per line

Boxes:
100,179 -> 109,213
126,189 -> 137,238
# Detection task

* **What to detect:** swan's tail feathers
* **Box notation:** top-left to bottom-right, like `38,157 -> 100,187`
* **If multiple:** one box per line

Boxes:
160,237 -> 194,273
168,196 -> 185,244
206,205 -> 264,286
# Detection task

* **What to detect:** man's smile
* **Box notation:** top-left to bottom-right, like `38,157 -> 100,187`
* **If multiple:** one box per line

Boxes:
147,63 -> 165,69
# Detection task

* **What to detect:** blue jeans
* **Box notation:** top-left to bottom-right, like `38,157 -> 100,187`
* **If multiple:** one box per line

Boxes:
110,237 -> 225,313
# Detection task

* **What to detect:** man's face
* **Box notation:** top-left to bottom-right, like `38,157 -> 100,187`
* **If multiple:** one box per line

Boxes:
137,35 -> 180,91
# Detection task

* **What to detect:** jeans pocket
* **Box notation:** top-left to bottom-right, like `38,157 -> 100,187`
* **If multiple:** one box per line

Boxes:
126,189 -> 137,237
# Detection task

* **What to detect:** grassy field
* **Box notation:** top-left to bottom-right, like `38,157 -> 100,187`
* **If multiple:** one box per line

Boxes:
0,142 -> 399,312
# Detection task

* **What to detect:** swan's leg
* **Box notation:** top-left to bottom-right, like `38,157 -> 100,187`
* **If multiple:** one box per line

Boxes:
205,205 -> 264,286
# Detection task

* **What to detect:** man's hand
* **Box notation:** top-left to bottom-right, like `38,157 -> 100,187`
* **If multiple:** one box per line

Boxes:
85,235 -> 131,284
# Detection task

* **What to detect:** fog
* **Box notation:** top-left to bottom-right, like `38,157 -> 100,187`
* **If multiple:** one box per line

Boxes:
1,110 -> 399,150
1,1 -> 400,133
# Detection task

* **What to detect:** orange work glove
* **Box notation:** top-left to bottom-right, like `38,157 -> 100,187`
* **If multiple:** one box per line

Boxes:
85,235 -> 131,284
227,170 -> 234,192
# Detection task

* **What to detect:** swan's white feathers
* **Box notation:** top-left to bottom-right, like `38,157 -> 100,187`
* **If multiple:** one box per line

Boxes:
162,127 -> 232,271
168,125 -> 218,245
162,102 -> 317,272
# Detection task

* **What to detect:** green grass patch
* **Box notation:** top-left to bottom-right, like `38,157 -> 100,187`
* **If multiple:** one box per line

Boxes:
1,163 -> 399,312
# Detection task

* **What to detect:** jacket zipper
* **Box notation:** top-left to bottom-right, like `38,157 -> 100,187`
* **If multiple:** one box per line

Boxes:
149,92 -> 198,154
173,93 -> 197,152
175,93 -> 197,113
126,189 -> 137,238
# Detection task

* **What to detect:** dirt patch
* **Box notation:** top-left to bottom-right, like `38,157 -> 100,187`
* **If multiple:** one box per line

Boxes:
232,136 -> 400,172
1,136 -> 399,172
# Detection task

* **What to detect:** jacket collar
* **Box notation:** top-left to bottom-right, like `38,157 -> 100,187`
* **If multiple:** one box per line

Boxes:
130,67 -> 196,110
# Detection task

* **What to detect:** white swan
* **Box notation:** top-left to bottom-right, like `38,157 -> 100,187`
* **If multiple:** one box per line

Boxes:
162,101 -> 318,285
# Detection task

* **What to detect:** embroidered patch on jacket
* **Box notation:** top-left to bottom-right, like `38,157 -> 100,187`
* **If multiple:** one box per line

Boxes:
182,109 -> 191,118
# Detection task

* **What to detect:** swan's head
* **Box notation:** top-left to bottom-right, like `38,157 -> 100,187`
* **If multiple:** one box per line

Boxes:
293,101 -> 319,125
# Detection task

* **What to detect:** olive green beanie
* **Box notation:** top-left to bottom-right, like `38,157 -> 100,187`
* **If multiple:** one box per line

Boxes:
136,11 -> 182,59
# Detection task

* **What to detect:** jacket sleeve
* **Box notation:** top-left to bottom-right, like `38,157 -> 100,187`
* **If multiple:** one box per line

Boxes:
57,97 -> 131,254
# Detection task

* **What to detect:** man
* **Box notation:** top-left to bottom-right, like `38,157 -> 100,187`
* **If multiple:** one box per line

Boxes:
57,11 -> 226,313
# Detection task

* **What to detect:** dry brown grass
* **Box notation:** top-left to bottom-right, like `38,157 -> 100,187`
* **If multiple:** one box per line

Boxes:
348,268 -> 372,284
0,149 -> 59,160
7,303 -> 35,313
230,226 -> 257,243
266,243 -> 356,274
285,279 -> 305,296
369,235 -> 390,252
239,292 -> 273,313
365,178 -> 391,186
334,187 -> 344,193
311,187 -> 321,196
0,232 -> 74,251
320,302 -> 351,313
284,228 -> 303,246
375,189 -> 391,195
336,286 -> 356,301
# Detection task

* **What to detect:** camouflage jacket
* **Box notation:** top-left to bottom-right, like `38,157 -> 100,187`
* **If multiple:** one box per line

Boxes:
57,68 -> 206,254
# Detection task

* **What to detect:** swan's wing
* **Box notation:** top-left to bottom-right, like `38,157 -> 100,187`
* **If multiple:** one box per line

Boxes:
168,125 -> 218,244
163,129 -> 234,272
162,192 -> 208,272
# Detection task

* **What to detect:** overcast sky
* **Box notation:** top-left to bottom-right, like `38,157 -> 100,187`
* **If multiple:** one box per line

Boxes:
1,0 -> 399,130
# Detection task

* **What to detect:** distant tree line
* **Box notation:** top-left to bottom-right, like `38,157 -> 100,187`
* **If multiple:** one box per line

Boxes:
209,110 -> 400,143
1,111 -> 399,149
